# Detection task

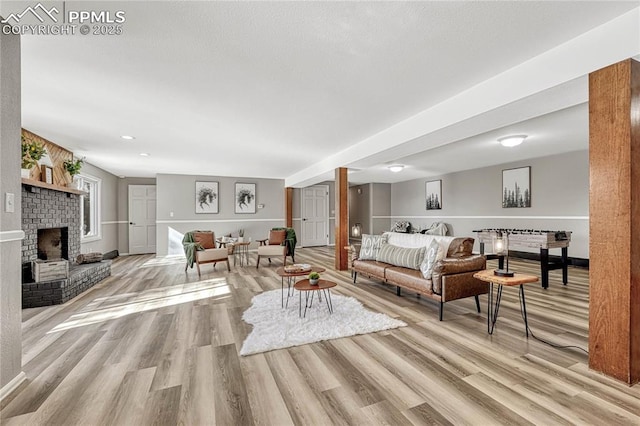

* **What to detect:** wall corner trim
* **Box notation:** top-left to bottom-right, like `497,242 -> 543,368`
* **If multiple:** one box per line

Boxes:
0,230 -> 25,243
0,371 -> 27,403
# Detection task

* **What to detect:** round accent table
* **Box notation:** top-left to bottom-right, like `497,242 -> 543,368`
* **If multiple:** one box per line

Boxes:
276,266 -> 326,308
294,279 -> 337,318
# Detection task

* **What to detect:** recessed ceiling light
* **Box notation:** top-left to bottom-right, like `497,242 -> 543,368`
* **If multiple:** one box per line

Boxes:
121,135 -> 135,140
388,165 -> 404,173
498,135 -> 527,147
139,153 -> 150,157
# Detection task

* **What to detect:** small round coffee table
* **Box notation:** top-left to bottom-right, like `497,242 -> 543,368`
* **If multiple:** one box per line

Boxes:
276,265 -> 326,308
294,279 -> 337,318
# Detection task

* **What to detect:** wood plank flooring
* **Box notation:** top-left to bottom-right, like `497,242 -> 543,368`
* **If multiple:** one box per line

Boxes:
2,248 -> 639,425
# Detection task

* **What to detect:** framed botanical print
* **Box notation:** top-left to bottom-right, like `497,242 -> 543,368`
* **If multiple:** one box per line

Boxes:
425,180 -> 442,210
195,181 -> 219,213
502,166 -> 531,208
235,183 -> 256,214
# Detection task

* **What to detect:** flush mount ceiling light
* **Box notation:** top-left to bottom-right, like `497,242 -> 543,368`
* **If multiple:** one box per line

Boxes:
139,152 -> 150,157
498,135 -> 527,147
388,165 -> 404,173
121,135 -> 135,140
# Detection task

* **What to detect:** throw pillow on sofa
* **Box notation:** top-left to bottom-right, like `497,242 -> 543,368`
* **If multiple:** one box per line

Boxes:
420,239 -> 444,279
359,234 -> 387,260
376,243 -> 426,270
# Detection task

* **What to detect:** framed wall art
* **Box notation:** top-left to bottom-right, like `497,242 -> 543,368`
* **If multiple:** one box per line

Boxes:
235,182 -> 256,214
502,166 -> 531,208
195,181 -> 219,213
425,180 -> 442,210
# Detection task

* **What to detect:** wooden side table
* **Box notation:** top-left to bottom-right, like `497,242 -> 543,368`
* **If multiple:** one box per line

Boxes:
276,266 -> 326,308
473,269 -> 539,336
294,279 -> 337,318
233,241 -> 251,266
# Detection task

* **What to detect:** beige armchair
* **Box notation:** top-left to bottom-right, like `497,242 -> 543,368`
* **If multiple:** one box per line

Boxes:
256,229 -> 289,268
184,231 -> 230,276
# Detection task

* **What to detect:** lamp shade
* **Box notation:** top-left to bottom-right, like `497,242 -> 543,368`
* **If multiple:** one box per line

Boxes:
351,223 -> 362,238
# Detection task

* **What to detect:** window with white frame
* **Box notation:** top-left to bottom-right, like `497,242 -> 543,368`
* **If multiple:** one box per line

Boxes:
79,174 -> 102,241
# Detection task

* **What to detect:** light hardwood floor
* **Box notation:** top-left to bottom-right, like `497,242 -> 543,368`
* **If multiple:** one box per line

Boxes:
2,247 -> 639,425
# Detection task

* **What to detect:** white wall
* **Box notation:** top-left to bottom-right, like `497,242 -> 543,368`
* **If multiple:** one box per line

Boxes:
390,150 -> 589,258
155,173 -> 285,256
0,24 -> 24,394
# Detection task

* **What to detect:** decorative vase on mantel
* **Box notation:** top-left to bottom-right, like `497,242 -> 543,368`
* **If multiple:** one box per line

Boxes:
68,175 -> 82,190
21,168 -> 31,179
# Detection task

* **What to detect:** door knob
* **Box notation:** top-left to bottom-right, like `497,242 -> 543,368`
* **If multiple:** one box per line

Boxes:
130,222 -> 135,225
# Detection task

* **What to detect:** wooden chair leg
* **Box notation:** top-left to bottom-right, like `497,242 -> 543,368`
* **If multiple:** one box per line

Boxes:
226,259 -> 231,272
256,255 -> 260,269
283,255 -> 286,266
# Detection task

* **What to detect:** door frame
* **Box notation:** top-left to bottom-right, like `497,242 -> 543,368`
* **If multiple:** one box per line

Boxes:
300,184 -> 330,247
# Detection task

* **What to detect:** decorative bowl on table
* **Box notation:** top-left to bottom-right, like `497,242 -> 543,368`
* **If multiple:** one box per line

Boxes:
308,271 -> 320,285
284,263 -> 311,273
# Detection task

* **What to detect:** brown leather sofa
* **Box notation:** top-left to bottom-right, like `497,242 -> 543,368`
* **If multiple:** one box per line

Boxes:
352,232 -> 488,320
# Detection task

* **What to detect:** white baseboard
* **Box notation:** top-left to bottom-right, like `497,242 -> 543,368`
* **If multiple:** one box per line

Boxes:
0,371 -> 26,403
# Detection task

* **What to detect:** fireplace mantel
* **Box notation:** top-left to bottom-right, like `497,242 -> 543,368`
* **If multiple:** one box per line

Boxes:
21,178 -> 86,196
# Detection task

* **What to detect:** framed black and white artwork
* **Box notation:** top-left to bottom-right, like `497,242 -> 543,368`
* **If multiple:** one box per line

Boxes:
235,183 -> 256,214
502,166 -> 531,208
195,181 -> 218,214
425,180 -> 442,210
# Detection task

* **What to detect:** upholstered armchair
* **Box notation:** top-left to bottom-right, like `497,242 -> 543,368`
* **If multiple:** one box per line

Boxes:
256,228 -> 296,268
183,231 -> 230,276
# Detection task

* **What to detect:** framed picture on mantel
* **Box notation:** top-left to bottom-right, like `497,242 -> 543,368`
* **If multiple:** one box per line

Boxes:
41,165 -> 53,185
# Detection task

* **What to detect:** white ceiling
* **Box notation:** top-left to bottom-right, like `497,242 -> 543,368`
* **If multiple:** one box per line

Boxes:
4,1 -> 639,185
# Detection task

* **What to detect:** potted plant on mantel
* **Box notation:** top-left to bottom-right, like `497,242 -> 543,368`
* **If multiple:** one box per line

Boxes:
21,136 -> 47,179
63,157 -> 84,189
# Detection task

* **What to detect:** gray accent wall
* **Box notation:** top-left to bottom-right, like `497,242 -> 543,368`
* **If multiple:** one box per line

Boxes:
349,184 -> 370,235
156,174 -> 285,256
0,26 -> 22,392
80,162 -> 119,255
371,183 -> 391,234
117,177 -> 156,254
390,150 -> 589,259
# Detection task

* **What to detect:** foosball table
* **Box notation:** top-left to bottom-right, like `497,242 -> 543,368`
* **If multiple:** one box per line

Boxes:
473,229 -> 572,289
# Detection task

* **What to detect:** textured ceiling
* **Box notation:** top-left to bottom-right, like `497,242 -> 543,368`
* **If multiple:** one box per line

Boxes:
4,1 -> 639,184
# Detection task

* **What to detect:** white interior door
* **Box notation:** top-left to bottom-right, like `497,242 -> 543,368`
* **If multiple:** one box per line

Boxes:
301,185 -> 329,247
128,185 -> 157,254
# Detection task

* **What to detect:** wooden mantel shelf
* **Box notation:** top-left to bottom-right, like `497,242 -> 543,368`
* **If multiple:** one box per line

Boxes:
21,178 -> 86,195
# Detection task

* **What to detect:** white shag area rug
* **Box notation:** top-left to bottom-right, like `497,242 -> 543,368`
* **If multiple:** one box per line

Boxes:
240,289 -> 407,356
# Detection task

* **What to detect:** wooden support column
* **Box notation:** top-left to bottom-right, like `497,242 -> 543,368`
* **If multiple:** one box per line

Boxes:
335,167 -> 348,270
285,187 -> 293,228
589,58 -> 639,385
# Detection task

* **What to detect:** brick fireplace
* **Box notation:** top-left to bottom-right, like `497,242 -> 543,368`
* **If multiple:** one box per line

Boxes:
21,183 -> 110,308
